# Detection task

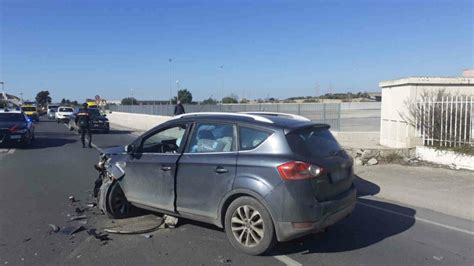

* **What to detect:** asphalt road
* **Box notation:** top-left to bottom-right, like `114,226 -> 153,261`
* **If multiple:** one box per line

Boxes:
0,118 -> 473,265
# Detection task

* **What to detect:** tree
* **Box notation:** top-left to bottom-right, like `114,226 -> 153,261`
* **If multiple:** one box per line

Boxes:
202,97 -> 218,105
222,96 -> 238,104
172,89 -> 193,104
35,91 -> 52,108
121,97 -> 138,105
239,98 -> 250,104
222,94 -> 238,104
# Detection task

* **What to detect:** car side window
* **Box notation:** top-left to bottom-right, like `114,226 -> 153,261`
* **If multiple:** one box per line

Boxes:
140,125 -> 187,154
239,127 -> 272,151
188,123 -> 236,153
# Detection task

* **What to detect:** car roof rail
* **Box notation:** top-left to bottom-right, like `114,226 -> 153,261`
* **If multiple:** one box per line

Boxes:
241,112 -> 311,121
174,112 -> 273,123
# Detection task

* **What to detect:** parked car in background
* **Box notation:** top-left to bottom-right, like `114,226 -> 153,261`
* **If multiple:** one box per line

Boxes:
68,108 -> 110,133
55,106 -> 74,123
0,109 -> 35,146
99,112 -> 356,255
47,105 -> 59,120
20,105 -> 40,122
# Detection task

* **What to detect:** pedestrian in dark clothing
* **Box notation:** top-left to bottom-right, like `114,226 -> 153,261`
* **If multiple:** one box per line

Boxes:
75,103 -> 92,148
174,100 -> 185,116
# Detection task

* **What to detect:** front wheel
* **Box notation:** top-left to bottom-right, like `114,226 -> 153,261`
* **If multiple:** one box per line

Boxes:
224,196 -> 276,255
105,181 -> 132,219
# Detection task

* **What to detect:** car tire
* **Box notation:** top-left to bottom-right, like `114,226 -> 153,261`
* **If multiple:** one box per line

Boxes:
224,196 -> 276,255
105,181 -> 132,219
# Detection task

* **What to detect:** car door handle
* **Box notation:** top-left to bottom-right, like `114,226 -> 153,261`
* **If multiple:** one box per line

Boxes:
161,166 -> 172,171
214,167 -> 229,174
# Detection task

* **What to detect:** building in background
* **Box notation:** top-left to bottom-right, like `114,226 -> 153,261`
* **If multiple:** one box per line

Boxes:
379,70 -> 474,148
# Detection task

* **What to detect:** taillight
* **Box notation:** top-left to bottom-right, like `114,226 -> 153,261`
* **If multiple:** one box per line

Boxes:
277,161 -> 324,181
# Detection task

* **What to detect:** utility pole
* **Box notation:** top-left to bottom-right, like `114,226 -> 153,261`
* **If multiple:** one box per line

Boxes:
19,93 -> 24,105
169,58 -> 172,105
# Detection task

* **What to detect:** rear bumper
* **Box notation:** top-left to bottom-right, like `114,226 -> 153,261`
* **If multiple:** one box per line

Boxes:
274,186 -> 356,242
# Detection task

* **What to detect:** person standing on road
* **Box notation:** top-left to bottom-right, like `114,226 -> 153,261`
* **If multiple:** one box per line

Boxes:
75,103 -> 92,148
173,100 -> 185,116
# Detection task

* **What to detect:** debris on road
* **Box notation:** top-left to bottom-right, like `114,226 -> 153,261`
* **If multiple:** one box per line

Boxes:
69,215 -> 87,221
104,214 -> 163,234
22,238 -> 32,243
142,234 -> 153,239
217,255 -> 232,264
48,224 -> 60,233
74,207 -> 84,214
87,229 -> 111,242
68,195 -> 76,202
433,256 -> 444,261
86,202 -> 96,208
163,215 -> 178,229
61,225 -> 86,235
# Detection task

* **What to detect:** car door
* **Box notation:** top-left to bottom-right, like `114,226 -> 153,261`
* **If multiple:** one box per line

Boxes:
176,121 -> 237,219
121,123 -> 190,211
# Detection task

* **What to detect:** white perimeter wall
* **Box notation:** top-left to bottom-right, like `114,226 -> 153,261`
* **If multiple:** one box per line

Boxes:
380,77 -> 474,148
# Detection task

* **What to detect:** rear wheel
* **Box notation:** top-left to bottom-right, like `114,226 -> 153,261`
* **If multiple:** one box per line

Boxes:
224,196 -> 276,255
105,181 -> 132,219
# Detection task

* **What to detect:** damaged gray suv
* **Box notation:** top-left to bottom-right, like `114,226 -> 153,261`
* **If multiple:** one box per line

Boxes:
99,112 -> 356,255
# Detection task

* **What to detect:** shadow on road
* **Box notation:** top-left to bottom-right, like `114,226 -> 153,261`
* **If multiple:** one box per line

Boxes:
273,176 -> 415,256
24,137 -> 77,149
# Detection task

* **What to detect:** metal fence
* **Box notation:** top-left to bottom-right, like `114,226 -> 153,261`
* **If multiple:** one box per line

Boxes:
415,96 -> 473,147
109,103 -> 343,131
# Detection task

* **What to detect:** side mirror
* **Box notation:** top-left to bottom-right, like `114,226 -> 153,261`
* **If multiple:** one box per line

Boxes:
125,145 -> 134,153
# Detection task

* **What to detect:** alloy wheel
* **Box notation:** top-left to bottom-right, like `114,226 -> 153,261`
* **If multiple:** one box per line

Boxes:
231,205 -> 264,247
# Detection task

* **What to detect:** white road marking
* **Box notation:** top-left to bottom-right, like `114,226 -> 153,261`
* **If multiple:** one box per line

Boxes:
0,148 -> 15,154
357,201 -> 474,236
274,255 -> 303,266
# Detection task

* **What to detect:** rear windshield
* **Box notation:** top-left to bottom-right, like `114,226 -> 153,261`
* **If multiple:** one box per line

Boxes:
21,107 -> 36,112
59,107 -> 73,112
286,127 -> 341,158
0,113 -> 25,122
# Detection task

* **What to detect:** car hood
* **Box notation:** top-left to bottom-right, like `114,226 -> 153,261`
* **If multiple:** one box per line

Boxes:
102,145 -> 125,155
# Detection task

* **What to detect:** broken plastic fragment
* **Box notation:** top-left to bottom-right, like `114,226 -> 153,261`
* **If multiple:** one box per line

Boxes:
48,224 -> 60,233
68,196 -> 76,202
163,215 -> 178,228
69,215 -> 87,221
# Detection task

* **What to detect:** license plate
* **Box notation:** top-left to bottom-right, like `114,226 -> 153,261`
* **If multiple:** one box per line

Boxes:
10,135 -> 21,140
330,170 -> 348,183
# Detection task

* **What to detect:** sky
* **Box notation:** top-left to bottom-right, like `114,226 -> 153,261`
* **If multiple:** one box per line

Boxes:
0,0 -> 473,102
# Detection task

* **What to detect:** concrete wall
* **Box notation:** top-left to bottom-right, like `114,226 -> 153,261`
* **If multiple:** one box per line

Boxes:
107,111 -> 171,132
416,146 -> 474,171
379,77 -> 474,148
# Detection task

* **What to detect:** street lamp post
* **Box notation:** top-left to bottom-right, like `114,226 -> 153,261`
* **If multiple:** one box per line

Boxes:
0,82 -> 4,98
176,80 -> 179,103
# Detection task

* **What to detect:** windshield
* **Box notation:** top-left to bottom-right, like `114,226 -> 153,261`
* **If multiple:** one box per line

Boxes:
0,113 -> 25,122
59,107 -> 74,112
286,127 -> 341,158
21,107 -> 36,112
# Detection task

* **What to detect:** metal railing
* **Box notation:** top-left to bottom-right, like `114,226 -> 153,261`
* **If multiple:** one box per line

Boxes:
109,103 -> 343,131
415,96 -> 473,147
